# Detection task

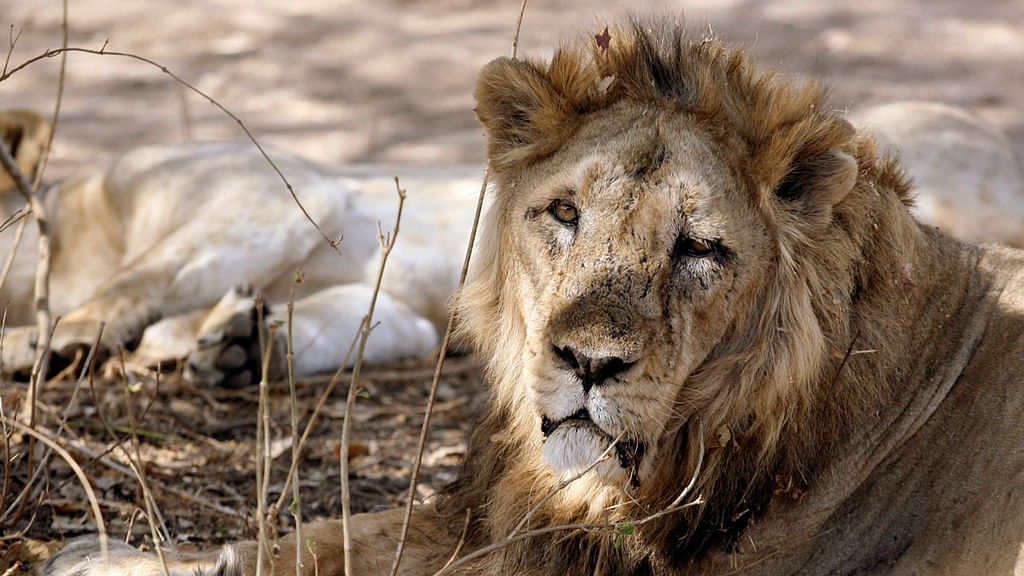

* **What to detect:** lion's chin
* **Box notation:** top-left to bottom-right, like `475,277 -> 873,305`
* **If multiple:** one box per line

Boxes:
542,421 -> 630,484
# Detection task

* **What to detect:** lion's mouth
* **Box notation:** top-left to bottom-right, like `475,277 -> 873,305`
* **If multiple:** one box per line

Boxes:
541,409 -> 647,483
540,408 -> 592,437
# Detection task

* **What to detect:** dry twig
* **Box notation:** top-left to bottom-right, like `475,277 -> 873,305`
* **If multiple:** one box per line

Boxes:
285,273 -> 304,576
0,46 -> 342,251
122,367 -> 173,576
341,178 -> 407,576
255,297 -> 277,576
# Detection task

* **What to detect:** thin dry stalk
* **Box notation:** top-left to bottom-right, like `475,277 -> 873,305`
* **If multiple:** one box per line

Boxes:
0,212 -> 30,296
3,25 -> 22,76
433,423 -> 707,575
390,3 -> 529,573
341,178 -> 406,576
271,329 -> 359,515
510,0 -> 530,59
436,509 -> 472,575
85,355 -> 173,552
0,325 -> 13,514
0,206 -> 27,234
0,140 -> 53,421
6,0 -> 68,428
123,371 -> 172,576
3,418 -> 108,558
387,145 -> 486,576
254,298 -> 277,576
286,272 -> 303,575
31,0 -> 68,191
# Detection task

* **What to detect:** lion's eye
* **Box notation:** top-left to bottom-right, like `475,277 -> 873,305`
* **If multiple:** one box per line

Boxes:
673,235 -> 716,259
549,200 -> 579,226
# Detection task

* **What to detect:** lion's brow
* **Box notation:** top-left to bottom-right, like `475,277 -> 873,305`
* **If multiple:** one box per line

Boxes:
629,133 -> 668,180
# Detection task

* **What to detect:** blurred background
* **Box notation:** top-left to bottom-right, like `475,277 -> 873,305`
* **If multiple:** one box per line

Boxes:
3,0 -> 1023,180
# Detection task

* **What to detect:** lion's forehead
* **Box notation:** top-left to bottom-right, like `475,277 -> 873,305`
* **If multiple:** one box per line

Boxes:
522,115 -> 755,243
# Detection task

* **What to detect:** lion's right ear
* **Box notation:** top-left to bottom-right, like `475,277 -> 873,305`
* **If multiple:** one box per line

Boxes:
0,110 -> 51,193
474,57 -> 579,172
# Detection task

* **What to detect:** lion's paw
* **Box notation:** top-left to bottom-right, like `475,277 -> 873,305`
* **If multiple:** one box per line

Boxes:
184,286 -> 282,387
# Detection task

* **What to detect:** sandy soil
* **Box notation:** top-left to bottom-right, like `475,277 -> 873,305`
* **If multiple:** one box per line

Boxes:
4,0 -> 1023,176
2,0 -> 1024,571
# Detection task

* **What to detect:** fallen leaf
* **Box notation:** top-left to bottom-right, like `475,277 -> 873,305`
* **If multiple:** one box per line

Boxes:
595,27 -> 611,51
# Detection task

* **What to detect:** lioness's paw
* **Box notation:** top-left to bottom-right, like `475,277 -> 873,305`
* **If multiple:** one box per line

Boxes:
184,286 -> 282,387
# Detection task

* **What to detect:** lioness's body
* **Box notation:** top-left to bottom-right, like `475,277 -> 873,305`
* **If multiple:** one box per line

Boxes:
38,20 -> 1024,576
0,137 -> 481,380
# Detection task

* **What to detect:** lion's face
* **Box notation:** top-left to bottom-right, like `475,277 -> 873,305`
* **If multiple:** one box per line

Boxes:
498,103 -> 772,486
470,41 -> 860,497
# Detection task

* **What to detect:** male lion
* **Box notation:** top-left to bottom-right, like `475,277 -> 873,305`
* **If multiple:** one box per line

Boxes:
38,20 -> 1024,576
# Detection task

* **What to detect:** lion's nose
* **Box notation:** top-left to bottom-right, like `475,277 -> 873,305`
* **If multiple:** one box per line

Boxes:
552,345 -> 634,392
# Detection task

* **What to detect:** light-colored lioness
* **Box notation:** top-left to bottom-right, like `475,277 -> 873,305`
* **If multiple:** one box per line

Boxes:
38,19 -> 1024,576
0,112 -> 482,384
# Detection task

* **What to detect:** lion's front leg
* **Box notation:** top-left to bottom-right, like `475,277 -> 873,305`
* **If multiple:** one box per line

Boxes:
271,508 -> 453,576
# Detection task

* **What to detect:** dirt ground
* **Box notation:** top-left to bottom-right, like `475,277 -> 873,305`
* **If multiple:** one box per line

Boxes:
2,0 -> 1024,572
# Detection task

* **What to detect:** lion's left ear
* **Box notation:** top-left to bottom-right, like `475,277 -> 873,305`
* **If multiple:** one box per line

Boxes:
771,120 -> 859,231
474,57 -> 580,173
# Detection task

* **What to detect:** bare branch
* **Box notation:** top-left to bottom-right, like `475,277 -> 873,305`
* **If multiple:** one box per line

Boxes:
255,297 -> 277,576
286,272 -> 304,576
0,111 -> 55,424
2,25 -> 22,77
0,45 -> 342,252
0,210 -> 30,294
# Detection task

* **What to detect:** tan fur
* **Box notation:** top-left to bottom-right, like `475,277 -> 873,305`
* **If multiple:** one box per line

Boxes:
42,19 -> 1024,576
0,110 -> 51,193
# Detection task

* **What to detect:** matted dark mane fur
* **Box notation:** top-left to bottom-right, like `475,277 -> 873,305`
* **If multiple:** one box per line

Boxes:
441,20 -> 919,573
